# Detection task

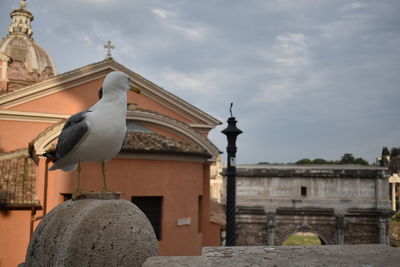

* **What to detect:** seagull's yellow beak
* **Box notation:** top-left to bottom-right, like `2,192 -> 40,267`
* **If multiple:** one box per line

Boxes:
129,81 -> 141,94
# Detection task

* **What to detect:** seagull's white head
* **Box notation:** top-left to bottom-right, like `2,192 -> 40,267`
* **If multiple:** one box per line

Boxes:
102,71 -> 141,96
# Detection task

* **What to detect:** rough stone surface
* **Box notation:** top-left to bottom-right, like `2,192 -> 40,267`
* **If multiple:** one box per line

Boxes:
72,191 -> 121,200
389,221 -> 400,246
236,223 -> 267,246
143,256 -> 211,267
144,245 -> 400,266
227,165 -> 391,214
227,164 -> 392,246
204,245 -> 400,266
24,193 -> 159,267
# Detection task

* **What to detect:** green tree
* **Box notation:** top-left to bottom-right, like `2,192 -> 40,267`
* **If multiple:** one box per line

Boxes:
354,157 -> 369,166
340,153 -> 355,164
391,147 -> 400,158
296,158 -> 312,164
382,147 -> 390,157
380,146 -> 390,167
312,158 -> 328,164
389,154 -> 400,174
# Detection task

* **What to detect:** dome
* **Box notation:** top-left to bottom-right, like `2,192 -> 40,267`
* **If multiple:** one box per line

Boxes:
0,1 -> 56,93
0,36 -> 57,78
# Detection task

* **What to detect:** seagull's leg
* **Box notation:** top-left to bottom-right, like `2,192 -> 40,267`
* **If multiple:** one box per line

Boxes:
101,161 -> 109,191
76,161 -> 82,192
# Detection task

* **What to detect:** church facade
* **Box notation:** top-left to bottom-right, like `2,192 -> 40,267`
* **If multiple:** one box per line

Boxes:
0,2 -> 223,266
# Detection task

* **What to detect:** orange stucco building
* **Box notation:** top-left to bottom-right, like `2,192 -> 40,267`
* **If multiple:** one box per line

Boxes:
0,2 -> 224,266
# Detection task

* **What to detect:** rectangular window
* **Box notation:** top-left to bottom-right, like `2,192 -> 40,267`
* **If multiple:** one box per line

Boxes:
61,193 -> 72,202
132,196 -> 163,240
301,186 -> 307,197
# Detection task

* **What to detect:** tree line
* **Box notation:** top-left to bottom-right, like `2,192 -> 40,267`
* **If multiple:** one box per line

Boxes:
294,153 -> 369,166
257,147 -> 400,171
257,153 -> 369,166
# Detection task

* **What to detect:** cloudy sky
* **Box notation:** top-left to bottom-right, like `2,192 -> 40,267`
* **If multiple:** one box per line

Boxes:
1,0 -> 399,164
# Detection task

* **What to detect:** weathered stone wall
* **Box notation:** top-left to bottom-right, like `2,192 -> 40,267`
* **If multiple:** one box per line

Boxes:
144,245 -> 400,266
225,165 -> 393,246
344,219 -> 378,244
223,165 -> 391,215
235,206 -> 268,246
274,215 -> 337,245
235,206 -> 393,246
236,222 -> 267,246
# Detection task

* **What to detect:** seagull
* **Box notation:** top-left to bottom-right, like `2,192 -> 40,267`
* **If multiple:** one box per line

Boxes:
44,71 -> 141,192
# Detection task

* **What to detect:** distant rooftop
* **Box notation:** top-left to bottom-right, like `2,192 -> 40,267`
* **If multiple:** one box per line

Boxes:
225,164 -> 389,179
238,163 -> 388,170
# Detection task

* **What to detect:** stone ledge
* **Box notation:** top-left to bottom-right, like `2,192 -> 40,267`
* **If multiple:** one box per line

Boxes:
143,256 -> 211,267
144,245 -> 400,266
276,207 -> 335,216
72,191 -> 121,200
227,165 -> 389,179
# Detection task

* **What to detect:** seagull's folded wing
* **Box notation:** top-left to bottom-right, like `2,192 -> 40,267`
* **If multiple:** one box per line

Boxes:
55,111 -> 90,159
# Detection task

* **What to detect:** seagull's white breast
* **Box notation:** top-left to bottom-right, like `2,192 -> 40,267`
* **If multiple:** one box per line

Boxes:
72,102 -> 127,162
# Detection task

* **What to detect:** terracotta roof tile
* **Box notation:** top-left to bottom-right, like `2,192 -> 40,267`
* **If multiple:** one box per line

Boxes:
0,149 -> 40,209
122,131 -> 211,157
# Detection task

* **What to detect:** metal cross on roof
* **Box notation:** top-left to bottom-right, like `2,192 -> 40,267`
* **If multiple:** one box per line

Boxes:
104,41 -> 115,59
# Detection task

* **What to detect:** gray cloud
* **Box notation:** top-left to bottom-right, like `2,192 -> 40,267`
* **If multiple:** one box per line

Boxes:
1,0 -> 399,164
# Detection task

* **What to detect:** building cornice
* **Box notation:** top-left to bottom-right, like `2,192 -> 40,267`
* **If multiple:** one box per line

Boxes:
0,109 -> 68,123
116,153 -> 208,163
0,52 -> 10,61
0,59 -> 221,127
0,67 -> 110,107
227,165 -> 390,179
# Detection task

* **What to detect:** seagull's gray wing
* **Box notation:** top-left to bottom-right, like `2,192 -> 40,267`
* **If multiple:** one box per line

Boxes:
50,111 -> 91,161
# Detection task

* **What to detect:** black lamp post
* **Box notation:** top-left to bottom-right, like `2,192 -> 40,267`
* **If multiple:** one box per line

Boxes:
222,103 -> 242,246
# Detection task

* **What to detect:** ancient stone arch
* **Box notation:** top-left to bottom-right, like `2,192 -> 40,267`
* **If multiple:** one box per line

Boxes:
276,223 -> 333,246
232,165 -> 393,247
235,206 -> 391,246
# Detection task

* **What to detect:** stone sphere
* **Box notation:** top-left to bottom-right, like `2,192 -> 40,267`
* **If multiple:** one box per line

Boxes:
25,193 -> 159,267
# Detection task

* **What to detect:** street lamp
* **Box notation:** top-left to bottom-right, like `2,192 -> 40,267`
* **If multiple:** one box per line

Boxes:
222,103 -> 243,246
